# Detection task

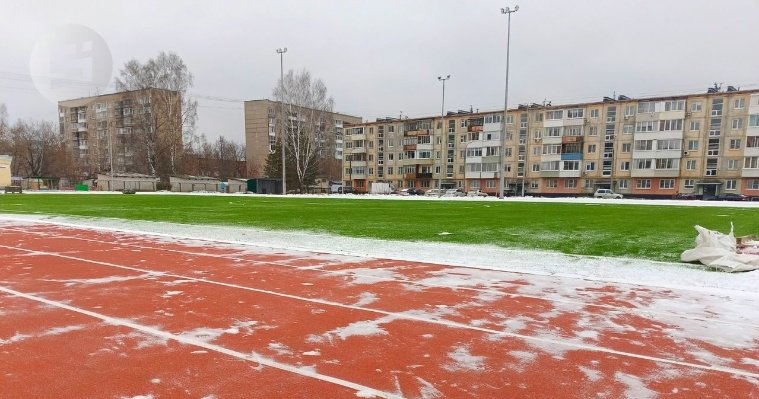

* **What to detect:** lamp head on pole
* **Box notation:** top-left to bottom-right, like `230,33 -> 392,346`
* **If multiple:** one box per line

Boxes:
501,5 -> 519,14
438,75 -> 451,81
276,48 -> 287,54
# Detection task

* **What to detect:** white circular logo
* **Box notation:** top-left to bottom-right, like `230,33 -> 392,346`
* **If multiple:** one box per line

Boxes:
29,24 -> 113,104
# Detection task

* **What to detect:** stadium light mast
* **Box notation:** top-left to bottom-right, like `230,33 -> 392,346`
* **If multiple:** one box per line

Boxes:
438,75 -> 450,194
276,47 -> 288,195
499,5 -> 518,198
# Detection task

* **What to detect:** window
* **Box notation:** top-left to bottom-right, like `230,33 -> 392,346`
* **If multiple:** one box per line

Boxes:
624,105 -> 635,117
664,100 -> 685,111
622,143 -> 631,152
506,115 -> 514,124
623,124 -> 634,134
684,179 -> 695,188
620,161 -> 630,171
618,179 -> 629,189
486,180 -> 497,188
567,108 -> 584,119
745,157 -> 759,169
686,160 -> 697,170
637,102 -> 656,113
691,102 -> 702,112
563,161 -> 580,171
532,164 -> 540,172
636,179 -> 652,189
751,115 -> 759,127
711,99 -> 723,116
748,180 -> 759,190
730,139 -> 741,150
635,140 -> 653,151
589,126 -> 598,136
587,144 -> 596,153
690,121 -> 700,131
590,109 -> 599,118
534,113 -> 543,122
565,126 -> 582,136
545,127 -> 562,137
388,167 -> 393,175
659,179 -> 675,189
734,98 -> 745,109
546,179 -> 558,188
565,179 -> 577,188
688,140 -> 699,150
727,159 -> 738,170
655,158 -> 678,169
530,180 -> 540,189
541,161 -> 560,171
635,121 -> 656,132
546,110 -> 563,120
659,119 -> 683,131
726,180 -> 737,190
635,159 -> 652,169
586,162 -> 595,171
732,118 -> 743,129
532,146 -> 541,155
657,139 -> 681,150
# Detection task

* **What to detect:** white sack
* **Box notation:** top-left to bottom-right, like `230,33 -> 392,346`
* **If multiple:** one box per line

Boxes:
681,224 -> 759,272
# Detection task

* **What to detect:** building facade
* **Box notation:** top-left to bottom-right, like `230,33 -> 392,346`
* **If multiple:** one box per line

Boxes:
244,99 -> 362,178
58,88 -> 181,178
343,87 -> 759,198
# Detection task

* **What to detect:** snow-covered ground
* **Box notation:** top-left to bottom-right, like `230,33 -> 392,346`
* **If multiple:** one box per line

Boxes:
1,212 -> 757,297
8,189 -> 759,208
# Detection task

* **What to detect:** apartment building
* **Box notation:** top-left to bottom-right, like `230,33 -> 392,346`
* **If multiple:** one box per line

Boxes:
58,88 -> 181,177
244,99 -> 362,178
343,87 -> 759,198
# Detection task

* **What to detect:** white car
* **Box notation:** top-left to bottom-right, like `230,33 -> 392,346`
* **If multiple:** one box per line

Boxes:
443,189 -> 466,197
424,189 -> 445,197
594,189 -> 623,199
467,190 -> 489,197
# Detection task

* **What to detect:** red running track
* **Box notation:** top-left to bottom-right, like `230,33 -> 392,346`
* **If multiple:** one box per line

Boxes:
0,221 -> 757,398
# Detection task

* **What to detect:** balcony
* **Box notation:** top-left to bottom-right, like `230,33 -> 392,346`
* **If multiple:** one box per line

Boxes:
561,136 -> 583,144
467,125 -> 483,132
77,123 -> 87,132
403,144 -> 417,151
77,114 -> 87,123
560,152 -> 583,161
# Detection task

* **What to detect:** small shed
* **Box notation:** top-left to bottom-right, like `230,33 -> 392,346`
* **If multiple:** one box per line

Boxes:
246,178 -> 281,194
170,176 -> 222,192
226,178 -> 249,193
97,173 -> 159,192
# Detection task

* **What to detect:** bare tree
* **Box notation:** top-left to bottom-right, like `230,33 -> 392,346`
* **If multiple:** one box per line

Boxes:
270,69 -> 335,193
114,52 -> 198,180
9,120 -> 64,177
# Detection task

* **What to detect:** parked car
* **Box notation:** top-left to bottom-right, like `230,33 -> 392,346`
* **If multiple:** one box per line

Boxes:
714,193 -> 748,201
337,186 -> 354,194
594,189 -> 623,199
424,189 -> 445,197
399,188 -> 425,196
467,190 -> 489,197
443,188 -> 466,197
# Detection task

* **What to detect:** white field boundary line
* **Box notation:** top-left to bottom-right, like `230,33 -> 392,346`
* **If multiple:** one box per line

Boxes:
2,244 -> 759,379
0,286 -> 402,399
2,225 -> 759,331
1,215 -> 745,299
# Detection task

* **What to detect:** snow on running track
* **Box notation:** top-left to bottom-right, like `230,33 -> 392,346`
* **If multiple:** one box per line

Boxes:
0,216 -> 758,398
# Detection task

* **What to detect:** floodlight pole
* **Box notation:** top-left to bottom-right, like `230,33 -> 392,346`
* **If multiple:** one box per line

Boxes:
499,5 -> 518,198
277,47 -> 288,195
438,75 -> 450,195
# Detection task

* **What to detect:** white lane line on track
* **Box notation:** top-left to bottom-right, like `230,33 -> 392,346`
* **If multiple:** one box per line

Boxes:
1,243 -> 759,379
0,286 -> 403,399
3,225 -> 758,331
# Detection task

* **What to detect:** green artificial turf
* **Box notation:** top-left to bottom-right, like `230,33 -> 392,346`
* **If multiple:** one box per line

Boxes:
1,194 -> 756,263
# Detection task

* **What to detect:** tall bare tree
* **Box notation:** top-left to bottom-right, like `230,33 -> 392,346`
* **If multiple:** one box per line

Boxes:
269,69 -> 335,193
114,52 -> 198,180
9,119 -> 64,177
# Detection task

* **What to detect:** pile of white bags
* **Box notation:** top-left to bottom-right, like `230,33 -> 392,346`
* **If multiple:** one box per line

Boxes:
681,224 -> 759,272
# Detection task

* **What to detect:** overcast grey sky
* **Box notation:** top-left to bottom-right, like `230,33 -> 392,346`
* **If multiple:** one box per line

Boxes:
1,0 -> 758,144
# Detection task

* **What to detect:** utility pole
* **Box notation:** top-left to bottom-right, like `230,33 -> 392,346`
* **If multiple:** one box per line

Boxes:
276,47 -> 288,195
